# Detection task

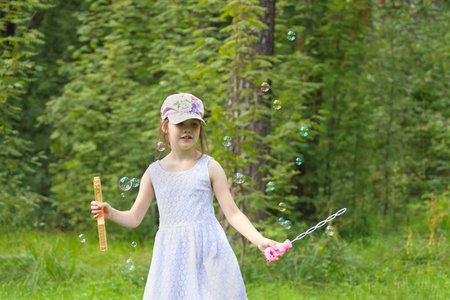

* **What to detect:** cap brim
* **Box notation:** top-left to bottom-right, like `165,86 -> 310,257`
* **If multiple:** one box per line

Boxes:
167,112 -> 206,125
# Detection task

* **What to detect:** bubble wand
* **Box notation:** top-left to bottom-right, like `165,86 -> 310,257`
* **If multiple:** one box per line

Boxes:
263,208 -> 347,262
93,176 -> 108,251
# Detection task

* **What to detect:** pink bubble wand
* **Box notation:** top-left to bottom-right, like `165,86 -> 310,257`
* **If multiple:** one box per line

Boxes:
263,208 -> 347,262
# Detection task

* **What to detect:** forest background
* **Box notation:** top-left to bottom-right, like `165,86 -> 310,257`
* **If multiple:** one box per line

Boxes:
1,0 -> 449,299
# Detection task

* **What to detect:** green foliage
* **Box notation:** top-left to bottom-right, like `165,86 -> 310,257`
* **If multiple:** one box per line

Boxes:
40,0 -> 166,229
22,0 -> 89,199
281,0 -> 450,235
2,0 -> 448,243
0,0 -> 52,229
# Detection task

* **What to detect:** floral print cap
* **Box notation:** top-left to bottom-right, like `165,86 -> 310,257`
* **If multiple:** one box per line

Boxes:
160,93 -> 206,125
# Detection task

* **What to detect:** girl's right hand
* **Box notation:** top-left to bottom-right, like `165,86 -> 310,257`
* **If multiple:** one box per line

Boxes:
91,201 -> 112,219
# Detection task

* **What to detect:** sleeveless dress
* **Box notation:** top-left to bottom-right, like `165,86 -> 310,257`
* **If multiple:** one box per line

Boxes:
143,154 -> 248,300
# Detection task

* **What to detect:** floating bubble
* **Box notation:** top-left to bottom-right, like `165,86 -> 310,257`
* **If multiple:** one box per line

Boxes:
326,225 -> 335,236
157,141 -> 165,152
131,241 -> 137,248
261,82 -> 270,92
287,30 -> 296,41
299,126 -> 309,137
278,217 -> 285,226
266,181 -> 275,192
78,234 -> 86,243
222,136 -> 232,147
125,258 -> 135,271
121,193 -> 125,198
295,157 -> 303,165
131,177 -> 140,188
234,173 -> 246,184
283,220 -> 292,229
273,100 -> 282,110
278,202 -> 287,212
118,177 -> 132,191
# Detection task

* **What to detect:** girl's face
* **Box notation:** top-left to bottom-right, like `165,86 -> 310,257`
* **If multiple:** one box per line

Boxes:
165,119 -> 201,151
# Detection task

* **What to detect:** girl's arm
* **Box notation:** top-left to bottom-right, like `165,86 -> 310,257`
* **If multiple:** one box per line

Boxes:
91,169 -> 154,228
209,159 -> 279,251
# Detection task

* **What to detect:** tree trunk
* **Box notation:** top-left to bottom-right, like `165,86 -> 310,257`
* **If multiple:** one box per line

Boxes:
225,0 -> 275,206
223,0 -> 275,264
248,0 -> 275,199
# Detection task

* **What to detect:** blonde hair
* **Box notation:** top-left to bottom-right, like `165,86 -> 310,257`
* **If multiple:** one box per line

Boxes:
158,118 -> 209,156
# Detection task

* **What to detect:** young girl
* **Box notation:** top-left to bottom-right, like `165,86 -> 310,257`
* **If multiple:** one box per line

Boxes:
91,93 -> 281,299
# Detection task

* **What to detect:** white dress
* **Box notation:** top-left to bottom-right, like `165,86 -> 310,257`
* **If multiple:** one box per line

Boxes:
143,154 -> 248,300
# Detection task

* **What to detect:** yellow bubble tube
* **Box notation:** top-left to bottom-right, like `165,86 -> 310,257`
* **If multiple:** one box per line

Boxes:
93,177 -> 107,251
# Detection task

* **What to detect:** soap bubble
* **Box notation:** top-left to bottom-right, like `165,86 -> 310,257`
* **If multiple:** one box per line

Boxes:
295,157 -> 303,165
118,177 -> 132,191
326,225 -> 335,236
278,217 -> 285,226
157,141 -> 165,152
287,31 -> 296,41
266,181 -> 275,192
283,220 -> 292,229
261,82 -> 270,92
234,173 -> 246,184
278,202 -> 287,212
273,100 -> 282,110
78,234 -> 86,243
299,126 -> 309,137
121,193 -> 125,198
222,136 -> 232,147
125,258 -> 135,271
131,177 -> 140,188
131,241 -> 137,248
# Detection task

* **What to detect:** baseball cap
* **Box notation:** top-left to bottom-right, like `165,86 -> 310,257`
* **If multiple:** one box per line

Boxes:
160,93 -> 206,125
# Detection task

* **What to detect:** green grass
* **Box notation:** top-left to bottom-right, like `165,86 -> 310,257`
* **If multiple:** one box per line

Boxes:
0,229 -> 448,299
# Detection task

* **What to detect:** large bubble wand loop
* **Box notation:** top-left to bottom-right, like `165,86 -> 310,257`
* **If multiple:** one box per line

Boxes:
93,177 -> 108,251
263,208 -> 347,262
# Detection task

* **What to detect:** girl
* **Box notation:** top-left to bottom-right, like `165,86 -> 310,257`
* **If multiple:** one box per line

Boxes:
91,93 -> 281,300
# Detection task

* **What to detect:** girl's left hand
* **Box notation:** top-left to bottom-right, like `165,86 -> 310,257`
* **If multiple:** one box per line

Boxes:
257,237 -> 280,252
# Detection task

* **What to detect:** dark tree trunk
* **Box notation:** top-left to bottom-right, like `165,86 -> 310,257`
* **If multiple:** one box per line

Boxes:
250,0 -> 275,196
221,3 -> 276,252
225,0 -> 275,209
225,0 -> 276,265
1,4 -> 16,49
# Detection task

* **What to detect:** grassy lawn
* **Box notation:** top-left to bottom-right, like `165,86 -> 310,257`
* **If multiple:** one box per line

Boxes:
0,229 -> 448,299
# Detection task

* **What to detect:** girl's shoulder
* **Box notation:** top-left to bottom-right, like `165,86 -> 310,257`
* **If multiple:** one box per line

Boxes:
206,155 -> 224,172
147,160 -> 159,173
198,153 -> 215,167
204,154 -> 224,168
203,153 -> 213,161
